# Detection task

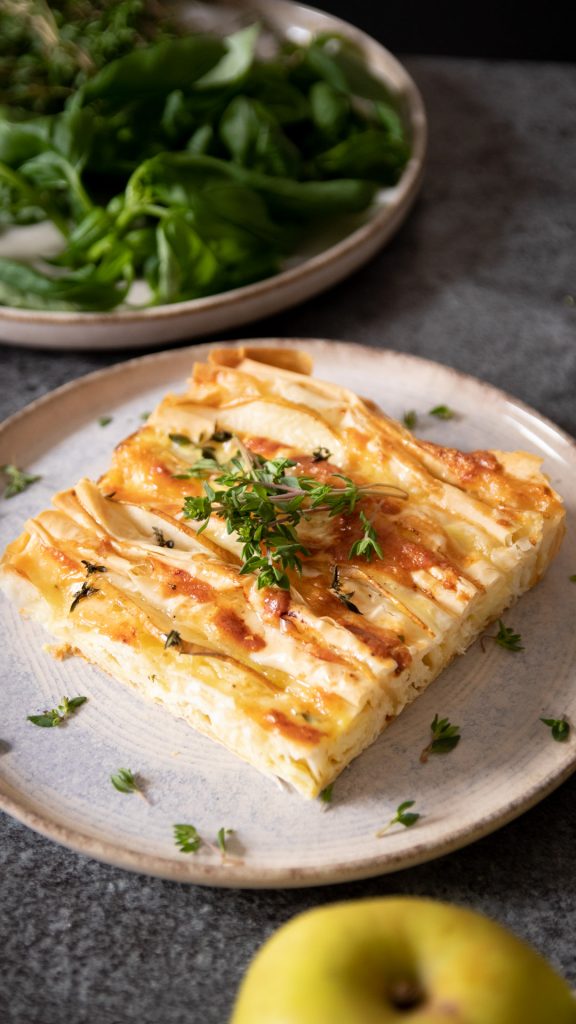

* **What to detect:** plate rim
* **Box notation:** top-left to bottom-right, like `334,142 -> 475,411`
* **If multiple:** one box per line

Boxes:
1,337 -> 575,888
0,0 -> 427,331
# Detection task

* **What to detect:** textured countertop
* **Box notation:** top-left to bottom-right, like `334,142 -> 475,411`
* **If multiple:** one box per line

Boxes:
1,56 -> 575,1024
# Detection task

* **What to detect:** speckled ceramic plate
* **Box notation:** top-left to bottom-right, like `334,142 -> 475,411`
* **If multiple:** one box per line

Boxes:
0,0 -> 426,351
1,339 -> 575,887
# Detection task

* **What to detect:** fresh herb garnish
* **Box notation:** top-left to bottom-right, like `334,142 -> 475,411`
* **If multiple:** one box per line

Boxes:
152,526 -> 174,548
27,695 -> 87,728
319,783 -> 334,804
330,566 -> 361,614
98,416 -> 112,427
164,629 -> 181,649
403,411 -> 417,430
349,510 -> 384,562
420,714 -> 461,763
482,619 -> 524,653
570,575 -> 576,583
69,581 -> 99,612
429,405 -> 455,420
0,23 -> 410,312
1,464 -> 41,498
217,827 -> 234,855
182,446 -> 401,591
169,433 -> 191,446
210,430 -> 232,443
312,447 -> 332,462
110,767 -> 145,797
540,717 -> 570,742
81,560 -> 107,574
174,823 -> 202,854
376,800 -> 420,836
141,411 -> 151,421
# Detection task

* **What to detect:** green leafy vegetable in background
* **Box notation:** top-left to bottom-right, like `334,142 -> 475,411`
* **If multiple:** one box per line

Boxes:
0,7 -> 411,311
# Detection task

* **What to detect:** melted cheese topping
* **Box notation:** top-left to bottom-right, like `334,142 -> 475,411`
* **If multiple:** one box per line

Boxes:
0,347 -> 565,797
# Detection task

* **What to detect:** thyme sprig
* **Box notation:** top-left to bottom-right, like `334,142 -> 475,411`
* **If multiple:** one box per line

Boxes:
181,444 -> 404,590
376,800 -> 420,836
110,767 -> 146,799
1,463 -> 41,498
540,717 -> 570,742
481,619 -> 524,653
420,714 -> 461,763
27,695 -> 87,728
174,823 -> 202,853
174,824 -> 235,860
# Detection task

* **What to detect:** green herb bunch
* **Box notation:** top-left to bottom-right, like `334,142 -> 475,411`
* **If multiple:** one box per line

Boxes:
0,12 -> 410,310
181,444 -> 402,590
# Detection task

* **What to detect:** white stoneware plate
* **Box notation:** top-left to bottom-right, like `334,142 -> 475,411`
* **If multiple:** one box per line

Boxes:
0,0 -> 426,351
1,339 -> 575,887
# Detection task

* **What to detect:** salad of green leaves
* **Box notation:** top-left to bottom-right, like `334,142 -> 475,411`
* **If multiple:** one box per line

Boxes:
0,2 -> 410,311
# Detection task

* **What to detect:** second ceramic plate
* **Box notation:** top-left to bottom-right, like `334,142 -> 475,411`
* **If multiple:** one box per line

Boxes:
1,339 -> 575,886
0,0 -> 426,350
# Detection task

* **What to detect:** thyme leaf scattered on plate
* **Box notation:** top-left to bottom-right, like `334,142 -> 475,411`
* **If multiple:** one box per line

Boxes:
217,827 -> 234,856
1,463 -> 41,498
27,695 -> 87,728
540,717 -> 570,742
376,800 -> 420,836
110,767 -> 145,797
174,823 -> 202,854
319,783 -> 334,804
420,714 -> 461,763
429,405 -> 455,420
482,619 -> 524,653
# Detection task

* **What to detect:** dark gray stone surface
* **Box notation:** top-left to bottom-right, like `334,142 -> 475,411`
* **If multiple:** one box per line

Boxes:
0,57 -> 575,1024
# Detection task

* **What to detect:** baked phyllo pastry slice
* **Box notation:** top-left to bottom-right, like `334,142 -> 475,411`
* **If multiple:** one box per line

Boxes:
0,347 -> 565,798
